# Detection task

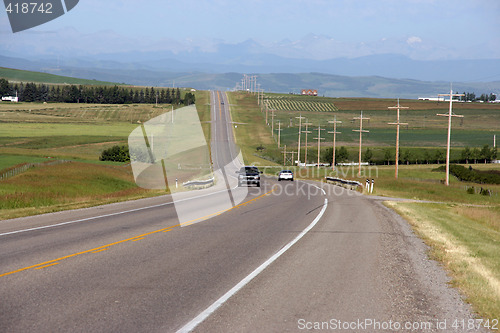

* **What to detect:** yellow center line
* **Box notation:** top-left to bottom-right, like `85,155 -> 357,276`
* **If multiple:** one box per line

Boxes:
35,262 -> 59,270
0,188 -> 275,278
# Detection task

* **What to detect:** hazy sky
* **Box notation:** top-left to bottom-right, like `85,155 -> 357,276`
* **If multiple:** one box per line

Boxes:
1,0 -> 500,60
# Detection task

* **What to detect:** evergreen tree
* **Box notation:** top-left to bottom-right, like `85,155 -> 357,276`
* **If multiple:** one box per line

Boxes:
363,148 -> 373,163
337,146 -> 349,162
0,78 -> 10,96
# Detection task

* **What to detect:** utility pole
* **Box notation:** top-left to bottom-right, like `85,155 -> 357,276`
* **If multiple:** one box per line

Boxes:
283,145 -> 287,166
302,121 -> 312,164
266,102 -> 269,125
314,125 -> 325,170
437,89 -> 464,186
328,115 -> 342,171
353,111 -> 370,176
277,121 -> 282,148
295,114 -> 306,165
388,99 -> 408,179
271,109 -> 276,136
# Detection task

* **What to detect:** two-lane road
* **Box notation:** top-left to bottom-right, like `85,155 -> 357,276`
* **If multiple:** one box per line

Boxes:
0,92 -> 327,332
0,91 -> 480,332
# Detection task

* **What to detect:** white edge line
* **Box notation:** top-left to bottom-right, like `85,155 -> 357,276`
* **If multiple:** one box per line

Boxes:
0,184 -> 239,237
1,91 -> 237,237
176,196 -> 329,333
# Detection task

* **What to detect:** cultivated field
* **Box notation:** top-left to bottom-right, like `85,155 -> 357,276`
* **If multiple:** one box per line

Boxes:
0,95 -> 209,219
255,93 -> 500,165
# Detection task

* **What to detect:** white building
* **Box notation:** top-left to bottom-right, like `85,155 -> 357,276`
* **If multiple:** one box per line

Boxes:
1,96 -> 18,102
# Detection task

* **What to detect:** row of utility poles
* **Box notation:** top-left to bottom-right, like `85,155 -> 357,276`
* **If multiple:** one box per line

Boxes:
246,74 -> 463,186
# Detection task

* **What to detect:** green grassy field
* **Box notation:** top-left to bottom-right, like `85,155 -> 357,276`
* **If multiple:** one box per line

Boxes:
0,67 -> 121,85
0,100 -> 188,218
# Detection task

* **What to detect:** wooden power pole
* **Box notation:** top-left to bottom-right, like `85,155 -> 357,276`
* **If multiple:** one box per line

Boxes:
437,89 -> 464,186
388,99 -> 408,179
328,116 -> 342,171
295,114 -> 306,165
353,111 -> 370,176
314,125 -> 325,170
302,121 -> 312,164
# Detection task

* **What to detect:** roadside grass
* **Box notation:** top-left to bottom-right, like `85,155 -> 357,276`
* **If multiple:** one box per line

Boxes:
0,161 -> 164,220
387,202 -> 500,321
195,90 -> 211,146
227,92 -> 281,166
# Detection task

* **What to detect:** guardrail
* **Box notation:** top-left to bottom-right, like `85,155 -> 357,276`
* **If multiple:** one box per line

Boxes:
324,176 -> 363,191
182,177 -> 215,189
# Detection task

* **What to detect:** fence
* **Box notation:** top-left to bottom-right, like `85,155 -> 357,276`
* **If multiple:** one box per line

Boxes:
0,160 -> 70,181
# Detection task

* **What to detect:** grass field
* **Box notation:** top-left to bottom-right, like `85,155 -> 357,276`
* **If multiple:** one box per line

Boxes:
230,91 -> 500,323
0,67 -> 120,85
0,161 -> 161,219
0,99 -> 190,218
227,92 -> 281,166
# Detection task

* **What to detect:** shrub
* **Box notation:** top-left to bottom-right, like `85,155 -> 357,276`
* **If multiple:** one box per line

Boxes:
100,145 -> 130,162
433,164 -> 500,184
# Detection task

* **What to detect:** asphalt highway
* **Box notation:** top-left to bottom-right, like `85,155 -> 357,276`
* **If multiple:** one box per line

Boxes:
0,92 -> 481,332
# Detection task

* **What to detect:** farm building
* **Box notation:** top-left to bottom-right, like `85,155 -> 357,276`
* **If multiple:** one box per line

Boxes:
418,96 -> 445,101
1,96 -> 18,102
301,89 -> 318,96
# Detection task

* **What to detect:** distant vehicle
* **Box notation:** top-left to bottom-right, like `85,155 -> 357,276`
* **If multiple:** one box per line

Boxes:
278,170 -> 294,181
237,166 -> 261,187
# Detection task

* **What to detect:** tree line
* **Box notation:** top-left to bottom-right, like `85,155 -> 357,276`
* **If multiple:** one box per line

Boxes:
321,145 -> 497,166
0,78 -> 195,105
460,92 -> 497,102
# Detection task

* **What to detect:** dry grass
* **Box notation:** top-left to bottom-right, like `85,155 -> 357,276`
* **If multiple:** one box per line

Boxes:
0,161 -> 164,220
387,202 -> 500,320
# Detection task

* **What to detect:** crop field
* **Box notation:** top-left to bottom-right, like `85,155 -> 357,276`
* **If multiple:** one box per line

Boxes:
261,93 -> 500,151
265,95 -> 338,112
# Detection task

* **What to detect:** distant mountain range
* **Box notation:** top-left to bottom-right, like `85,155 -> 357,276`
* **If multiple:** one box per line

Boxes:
1,52 -> 500,99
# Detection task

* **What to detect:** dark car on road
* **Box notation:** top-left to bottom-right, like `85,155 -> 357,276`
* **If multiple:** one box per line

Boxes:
237,166 -> 261,187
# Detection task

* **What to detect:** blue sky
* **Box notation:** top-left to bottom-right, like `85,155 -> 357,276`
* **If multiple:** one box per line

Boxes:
1,0 -> 500,60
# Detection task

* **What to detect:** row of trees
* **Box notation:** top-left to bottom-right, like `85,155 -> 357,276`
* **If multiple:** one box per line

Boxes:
321,145 -> 497,165
0,79 -> 195,105
460,92 -> 497,102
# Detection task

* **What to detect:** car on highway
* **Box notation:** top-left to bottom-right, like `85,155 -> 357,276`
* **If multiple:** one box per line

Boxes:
237,166 -> 261,187
278,170 -> 294,181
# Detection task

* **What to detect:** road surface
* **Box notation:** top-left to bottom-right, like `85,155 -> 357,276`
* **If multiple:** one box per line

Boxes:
0,91 -> 480,332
